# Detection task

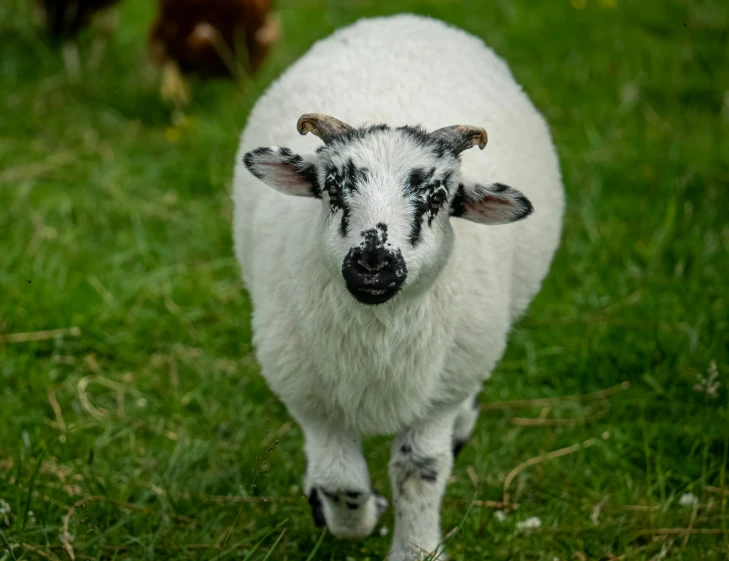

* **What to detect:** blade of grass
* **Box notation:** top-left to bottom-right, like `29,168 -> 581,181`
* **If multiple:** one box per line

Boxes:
304,529 -> 327,561
21,447 -> 46,532
260,528 -> 287,561
0,528 -> 19,561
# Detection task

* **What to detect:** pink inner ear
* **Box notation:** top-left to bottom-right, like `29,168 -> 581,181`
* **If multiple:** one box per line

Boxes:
483,195 -> 510,207
260,161 -> 310,194
470,195 -> 514,221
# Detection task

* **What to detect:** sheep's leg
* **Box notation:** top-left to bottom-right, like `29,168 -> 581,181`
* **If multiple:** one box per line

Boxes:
452,392 -> 480,458
300,419 -> 388,539
62,41 -> 81,77
88,8 -> 119,69
388,410 -> 458,561
160,60 -> 191,107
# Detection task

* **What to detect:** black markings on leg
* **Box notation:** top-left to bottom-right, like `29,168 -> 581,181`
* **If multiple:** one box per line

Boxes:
308,488 -> 326,528
394,444 -> 439,485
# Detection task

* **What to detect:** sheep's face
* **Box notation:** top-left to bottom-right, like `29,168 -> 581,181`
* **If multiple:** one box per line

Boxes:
243,122 -> 533,306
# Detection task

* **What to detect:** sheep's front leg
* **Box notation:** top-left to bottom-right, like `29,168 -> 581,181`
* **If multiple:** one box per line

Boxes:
300,419 -> 387,539
388,410 -> 458,561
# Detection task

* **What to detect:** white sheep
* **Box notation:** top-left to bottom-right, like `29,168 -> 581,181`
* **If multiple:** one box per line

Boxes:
233,13 -> 564,560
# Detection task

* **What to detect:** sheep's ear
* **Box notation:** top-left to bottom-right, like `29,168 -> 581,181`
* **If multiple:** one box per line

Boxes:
243,147 -> 321,198
450,180 -> 533,225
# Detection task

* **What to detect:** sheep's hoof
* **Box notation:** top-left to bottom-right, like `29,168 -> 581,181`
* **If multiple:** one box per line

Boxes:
388,547 -> 448,561
307,488 -> 326,527
308,487 -> 388,539
452,438 -> 468,458
62,42 -> 81,77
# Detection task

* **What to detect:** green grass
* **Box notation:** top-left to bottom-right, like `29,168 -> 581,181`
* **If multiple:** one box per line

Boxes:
1,0 -> 728,559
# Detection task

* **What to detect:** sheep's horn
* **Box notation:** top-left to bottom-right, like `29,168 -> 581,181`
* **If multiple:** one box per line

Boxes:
297,113 -> 354,144
429,125 -> 488,153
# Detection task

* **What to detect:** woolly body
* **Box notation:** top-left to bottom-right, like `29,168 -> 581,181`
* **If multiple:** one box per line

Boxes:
233,14 -> 563,436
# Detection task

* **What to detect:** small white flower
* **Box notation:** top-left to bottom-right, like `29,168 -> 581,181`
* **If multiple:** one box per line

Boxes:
694,361 -> 721,399
136,397 -> 148,408
679,492 -> 698,507
516,516 -> 542,533
493,510 -> 507,522
379,526 -> 389,536
0,499 -> 10,515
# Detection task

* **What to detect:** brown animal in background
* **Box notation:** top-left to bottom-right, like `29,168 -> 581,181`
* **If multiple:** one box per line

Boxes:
148,0 -> 280,106
34,0 -> 124,73
35,0 -> 122,41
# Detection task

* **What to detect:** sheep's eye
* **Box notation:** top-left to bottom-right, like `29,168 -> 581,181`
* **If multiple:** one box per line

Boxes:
429,190 -> 446,210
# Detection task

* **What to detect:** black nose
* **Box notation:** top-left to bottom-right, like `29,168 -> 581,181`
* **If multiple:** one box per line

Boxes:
342,246 -> 408,305
355,248 -> 389,274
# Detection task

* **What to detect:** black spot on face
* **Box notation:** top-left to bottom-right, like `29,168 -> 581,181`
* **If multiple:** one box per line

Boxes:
345,501 -> 359,509
405,168 -> 454,246
324,161 -> 369,236
340,206 -> 350,237
406,167 -> 436,196
409,198 -> 429,246
343,158 -> 368,193
360,223 -> 388,248
449,184 -> 467,217
300,162 -> 321,198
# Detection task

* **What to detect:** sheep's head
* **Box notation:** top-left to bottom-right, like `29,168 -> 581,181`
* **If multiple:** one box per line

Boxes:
243,114 -> 533,306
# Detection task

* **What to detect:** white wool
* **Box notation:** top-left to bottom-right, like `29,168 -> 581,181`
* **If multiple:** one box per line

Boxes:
233,14 -> 563,435
232,14 -> 564,560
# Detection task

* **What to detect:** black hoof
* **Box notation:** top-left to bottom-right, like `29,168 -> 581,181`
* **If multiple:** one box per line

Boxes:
308,488 -> 326,528
452,439 -> 467,459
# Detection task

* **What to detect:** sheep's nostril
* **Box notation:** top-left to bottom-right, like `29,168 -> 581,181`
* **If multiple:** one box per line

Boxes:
357,259 -> 372,273
357,253 -> 388,274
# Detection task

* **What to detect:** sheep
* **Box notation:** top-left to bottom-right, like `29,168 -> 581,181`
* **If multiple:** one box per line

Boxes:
33,0 -> 124,74
148,0 -> 280,106
233,14 -> 564,560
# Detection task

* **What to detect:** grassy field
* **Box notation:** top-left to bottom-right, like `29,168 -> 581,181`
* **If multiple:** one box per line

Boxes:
1,0 -> 728,559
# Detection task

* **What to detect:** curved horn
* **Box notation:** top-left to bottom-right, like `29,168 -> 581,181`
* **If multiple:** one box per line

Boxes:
429,125 -> 488,154
296,113 -> 354,144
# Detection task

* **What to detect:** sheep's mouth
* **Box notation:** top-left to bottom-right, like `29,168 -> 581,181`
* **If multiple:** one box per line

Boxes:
346,283 -> 402,305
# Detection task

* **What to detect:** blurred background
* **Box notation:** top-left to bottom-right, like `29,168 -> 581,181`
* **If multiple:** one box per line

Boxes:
1,0 -> 727,559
